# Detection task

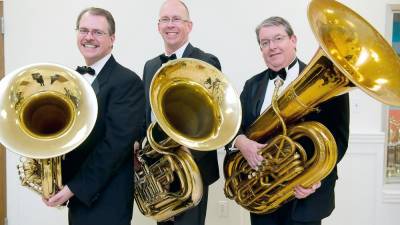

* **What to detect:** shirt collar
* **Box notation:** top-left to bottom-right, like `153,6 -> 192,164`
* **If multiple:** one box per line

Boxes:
81,53 -> 111,84
90,53 -> 112,75
285,57 -> 298,74
165,42 -> 189,59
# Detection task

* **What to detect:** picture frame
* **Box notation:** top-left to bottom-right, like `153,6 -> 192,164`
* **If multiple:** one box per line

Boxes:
385,4 -> 400,183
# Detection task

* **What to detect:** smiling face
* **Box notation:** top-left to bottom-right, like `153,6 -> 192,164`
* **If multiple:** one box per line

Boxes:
258,25 -> 297,71
76,12 -> 115,66
158,0 -> 192,54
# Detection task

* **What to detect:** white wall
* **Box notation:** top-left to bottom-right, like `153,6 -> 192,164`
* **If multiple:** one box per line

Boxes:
3,0 -> 400,225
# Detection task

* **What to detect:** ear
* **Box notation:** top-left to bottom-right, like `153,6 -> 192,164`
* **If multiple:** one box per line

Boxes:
290,34 -> 297,47
187,21 -> 193,33
110,34 -> 116,44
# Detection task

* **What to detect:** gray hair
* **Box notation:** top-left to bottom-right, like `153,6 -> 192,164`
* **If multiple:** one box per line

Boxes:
255,16 -> 294,44
76,7 -> 115,35
160,0 -> 191,20
179,0 -> 191,20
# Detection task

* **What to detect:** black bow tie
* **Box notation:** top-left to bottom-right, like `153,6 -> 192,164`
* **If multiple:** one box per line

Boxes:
76,66 -> 95,75
268,68 -> 287,80
160,53 -> 177,64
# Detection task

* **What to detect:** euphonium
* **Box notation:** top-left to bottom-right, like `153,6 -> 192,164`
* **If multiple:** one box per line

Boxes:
134,58 -> 242,221
0,63 -> 98,199
223,0 -> 400,214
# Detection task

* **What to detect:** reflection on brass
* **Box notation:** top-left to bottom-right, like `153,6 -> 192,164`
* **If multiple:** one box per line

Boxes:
0,63 -> 98,198
50,74 -> 68,85
19,91 -> 75,139
134,59 -> 242,221
31,73 -> 44,86
18,157 -> 42,192
223,0 -> 400,214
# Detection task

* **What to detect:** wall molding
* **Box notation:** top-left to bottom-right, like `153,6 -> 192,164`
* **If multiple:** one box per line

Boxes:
382,187 -> 400,203
349,132 -> 385,144
348,132 -> 385,155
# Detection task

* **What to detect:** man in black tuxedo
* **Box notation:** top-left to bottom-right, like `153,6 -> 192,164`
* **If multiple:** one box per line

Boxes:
43,7 -> 144,225
232,17 -> 349,225
142,1 -> 220,225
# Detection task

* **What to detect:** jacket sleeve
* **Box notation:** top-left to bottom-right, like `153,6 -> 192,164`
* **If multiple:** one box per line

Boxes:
224,79 -> 251,151
67,73 -> 145,206
316,93 -> 350,163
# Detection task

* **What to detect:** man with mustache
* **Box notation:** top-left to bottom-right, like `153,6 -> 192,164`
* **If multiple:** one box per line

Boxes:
43,7 -> 144,225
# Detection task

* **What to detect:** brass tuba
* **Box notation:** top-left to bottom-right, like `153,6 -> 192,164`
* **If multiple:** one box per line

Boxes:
223,0 -> 400,214
0,63 -> 98,199
134,58 -> 242,221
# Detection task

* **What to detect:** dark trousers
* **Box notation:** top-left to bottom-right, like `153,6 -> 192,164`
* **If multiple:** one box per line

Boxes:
250,201 -> 321,225
157,185 -> 209,225
68,205 -> 132,225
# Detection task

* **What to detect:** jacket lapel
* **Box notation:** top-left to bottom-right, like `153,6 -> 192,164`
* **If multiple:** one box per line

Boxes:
254,60 -> 306,116
182,43 -> 194,57
92,55 -> 116,95
253,70 -> 270,117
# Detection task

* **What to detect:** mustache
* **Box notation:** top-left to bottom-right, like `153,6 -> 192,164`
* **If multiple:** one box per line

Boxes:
82,41 -> 97,45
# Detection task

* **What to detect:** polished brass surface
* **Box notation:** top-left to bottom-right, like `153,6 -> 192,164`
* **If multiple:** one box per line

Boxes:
0,63 -> 98,198
309,0 -> 400,106
151,58 -> 242,150
135,58 -> 242,221
223,0 -> 400,214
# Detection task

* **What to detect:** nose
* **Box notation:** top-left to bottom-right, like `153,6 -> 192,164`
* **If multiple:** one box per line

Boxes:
166,22 -> 176,28
268,40 -> 277,49
82,31 -> 95,39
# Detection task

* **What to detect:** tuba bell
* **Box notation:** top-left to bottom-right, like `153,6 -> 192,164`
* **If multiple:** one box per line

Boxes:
134,58 -> 242,221
223,0 -> 400,214
0,63 -> 98,199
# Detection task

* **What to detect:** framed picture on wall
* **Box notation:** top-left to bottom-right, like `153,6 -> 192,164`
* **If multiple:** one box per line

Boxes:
386,6 -> 400,183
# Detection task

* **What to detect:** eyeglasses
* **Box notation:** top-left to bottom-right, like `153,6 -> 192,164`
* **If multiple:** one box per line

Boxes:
158,17 -> 189,25
77,28 -> 109,37
259,35 -> 289,49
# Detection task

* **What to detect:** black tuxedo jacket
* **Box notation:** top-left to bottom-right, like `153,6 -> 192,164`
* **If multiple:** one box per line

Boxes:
142,43 -> 220,185
238,60 -> 349,221
62,55 -> 145,225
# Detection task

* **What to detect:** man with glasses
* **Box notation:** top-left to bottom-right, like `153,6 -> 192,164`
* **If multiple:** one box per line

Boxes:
43,7 -> 144,225
142,1 -> 220,225
232,16 -> 349,225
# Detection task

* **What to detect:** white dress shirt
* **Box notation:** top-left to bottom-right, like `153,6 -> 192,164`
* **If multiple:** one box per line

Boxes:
81,53 -> 112,85
231,58 -> 299,150
260,59 -> 300,112
151,42 -> 190,122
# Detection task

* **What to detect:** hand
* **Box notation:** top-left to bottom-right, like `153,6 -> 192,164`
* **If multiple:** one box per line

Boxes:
294,181 -> 321,199
133,141 -> 142,171
42,185 -> 74,207
133,141 -> 140,154
235,134 -> 265,169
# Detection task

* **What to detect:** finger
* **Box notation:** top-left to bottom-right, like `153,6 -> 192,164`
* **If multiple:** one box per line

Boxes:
252,155 -> 262,167
250,161 -> 258,170
42,197 -> 51,206
294,188 -> 309,199
252,152 -> 263,164
313,182 -> 321,189
47,198 -> 58,206
295,186 -> 310,196
294,189 -> 304,199
48,193 -> 63,206
311,184 -> 318,190
256,154 -> 264,162
134,141 -> 140,151
256,143 -> 266,149
250,158 -> 259,170
49,197 -> 65,207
